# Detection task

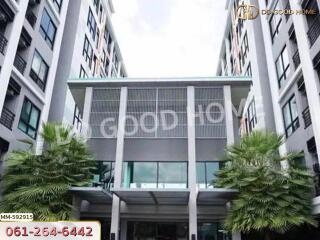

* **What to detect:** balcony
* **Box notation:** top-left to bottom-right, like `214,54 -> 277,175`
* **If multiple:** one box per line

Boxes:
307,16 -> 320,47
0,32 -> 7,55
14,53 -> 27,74
0,106 -> 15,130
293,49 -> 301,70
302,106 -> 312,128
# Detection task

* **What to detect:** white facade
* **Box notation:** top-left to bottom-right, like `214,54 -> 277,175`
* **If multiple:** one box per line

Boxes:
217,0 -> 320,214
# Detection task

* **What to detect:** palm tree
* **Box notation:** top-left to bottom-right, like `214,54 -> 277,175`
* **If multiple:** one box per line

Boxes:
0,123 -> 95,221
215,131 -> 316,240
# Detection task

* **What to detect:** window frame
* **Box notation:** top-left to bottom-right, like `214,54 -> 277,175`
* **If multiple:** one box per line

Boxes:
39,8 -> 57,49
87,8 -> 97,41
247,98 -> 257,132
79,65 -> 88,78
282,95 -> 300,138
83,35 -> 93,68
73,104 -> 82,131
30,50 -> 49,91
276,45 -> 290,88
269,2 -> 282,42
52,0 -> 63,13
18,97 -> 41,139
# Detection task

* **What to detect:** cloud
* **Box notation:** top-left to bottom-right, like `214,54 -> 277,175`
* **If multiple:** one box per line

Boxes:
112,0 -> 227,77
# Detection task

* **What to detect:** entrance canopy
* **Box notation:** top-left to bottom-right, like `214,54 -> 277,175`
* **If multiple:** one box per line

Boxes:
197,188 -> 238,205
69,187 -> 113,204
112,188 -> 190,205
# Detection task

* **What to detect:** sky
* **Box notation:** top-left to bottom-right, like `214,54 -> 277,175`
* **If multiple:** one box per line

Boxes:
112,0 -> 228,77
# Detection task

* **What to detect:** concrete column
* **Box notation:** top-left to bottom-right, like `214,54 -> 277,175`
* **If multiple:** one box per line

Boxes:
187,86 -> 197,240
110,87 -> 127,240
291,1 -> 320,163
224,85 -> 235,145
0,1 -> 29,112
258,1 -> 287,156
72,196 -> 81,220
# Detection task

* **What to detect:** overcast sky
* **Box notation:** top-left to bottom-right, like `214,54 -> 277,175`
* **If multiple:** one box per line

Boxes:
112,0 -> 228,77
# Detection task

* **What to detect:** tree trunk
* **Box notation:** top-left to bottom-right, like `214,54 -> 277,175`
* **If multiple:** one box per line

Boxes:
264,231 -> 272,240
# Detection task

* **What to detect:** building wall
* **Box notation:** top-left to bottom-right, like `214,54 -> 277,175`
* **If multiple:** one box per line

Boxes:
0,0 -> 69,160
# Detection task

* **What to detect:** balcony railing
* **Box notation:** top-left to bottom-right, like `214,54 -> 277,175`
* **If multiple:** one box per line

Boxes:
0,32 -> 8,55
14,53 -> 27,74
26,10 -> 37,28
302,106 -> 312,128
0,107 -> 15,130
293,49 -> 301,69
307,15 -> 320,47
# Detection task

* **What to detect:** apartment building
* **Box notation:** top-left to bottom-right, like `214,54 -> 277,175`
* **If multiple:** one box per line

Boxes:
68,77 -> 251,240
0,0 -> 69,167
48,0 -> 127,129
217,0 -> 320,218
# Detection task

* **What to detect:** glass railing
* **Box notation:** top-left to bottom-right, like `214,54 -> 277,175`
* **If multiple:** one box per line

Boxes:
122,161 -> 188,189
196,161 -> 224,189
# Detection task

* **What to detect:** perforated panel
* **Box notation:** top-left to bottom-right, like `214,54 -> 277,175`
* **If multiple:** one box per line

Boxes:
90,88 -> 121,138
195,88 -> 226,138
125,88 -> 188,138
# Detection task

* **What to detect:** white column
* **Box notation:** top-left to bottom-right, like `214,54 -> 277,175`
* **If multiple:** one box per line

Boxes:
187,86 -> 197,240
258,1 -> 287,156
0,1 -> 29,112
72,196 -> 81,220
224,85 -> 235,145
110,87 -> 127,240
291,1 -> 320,163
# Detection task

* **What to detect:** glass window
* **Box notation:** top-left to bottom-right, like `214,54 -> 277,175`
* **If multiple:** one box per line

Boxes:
197,162 -> 222,188
52,0 -> 63,13
79,65 -> 87,78
39,9 -> 57,49
92,161 -> 114,189
247,98 -> 257,132
73,105 -> 82,131
87,8 -> 97,41
158,162 -> 187,188
83,35 -> 93,68
282,95 -> 300,138
30,50 -> 49,91
198,223 -> 229,240
269,3 -> 282,42
245,63 -> 252,77
122,162 -> 157,188
276,46 -> 290,88
18,98 -> 41,139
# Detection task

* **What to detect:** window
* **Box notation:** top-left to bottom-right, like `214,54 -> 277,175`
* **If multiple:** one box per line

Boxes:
93,0 -> 100,14
79,65 -> 87,78
276,46 -> 290,88
101,50 -> 106,65
73,105 -> 82,131
241,32 -> 249,65
18,98 -> 41,139
269,4 -> 282,42
96,28 -> 100,48
282,95 -> 299,137
83,35 -> 93,68
39,9 -> 57,49
52,0 -> 63,13
105,57 -> 110,74
122,162 -> 188,189
87,9 -> 97,41
107,35 -> 112,53
197,162 -> 223,188
245,63 -> 252,76
247,98 -> 257,132
92,161 -> 114,189
30,50 -> 49,91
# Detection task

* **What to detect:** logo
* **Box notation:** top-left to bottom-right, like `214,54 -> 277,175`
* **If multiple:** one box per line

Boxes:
237,4 -> 259,20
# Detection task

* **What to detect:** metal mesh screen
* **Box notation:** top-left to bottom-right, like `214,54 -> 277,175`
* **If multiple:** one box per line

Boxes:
90,88 -> 121,138
195,87 -> 226,138
125,88 -> 188,138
